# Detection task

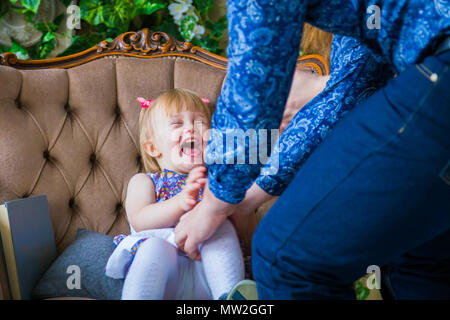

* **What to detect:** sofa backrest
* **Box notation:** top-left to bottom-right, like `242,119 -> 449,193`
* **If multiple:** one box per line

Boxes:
0,29 -> 328,253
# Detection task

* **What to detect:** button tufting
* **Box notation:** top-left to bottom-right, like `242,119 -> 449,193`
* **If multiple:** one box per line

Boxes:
115,106 -> 121,119
90,153 -> 96,164
16,100 -> 22,109
43,150 -> 50,160
115,202 -> 123,212
22,193 -> 29,198
64,103 -> 72,115
68,198 -> 75,208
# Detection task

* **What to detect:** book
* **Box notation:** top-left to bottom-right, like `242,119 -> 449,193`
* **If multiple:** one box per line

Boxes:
0,235 -> 11,299
0,194 -> 57,300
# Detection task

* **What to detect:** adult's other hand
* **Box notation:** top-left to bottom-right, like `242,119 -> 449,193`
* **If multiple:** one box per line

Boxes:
175,184 -> 237,260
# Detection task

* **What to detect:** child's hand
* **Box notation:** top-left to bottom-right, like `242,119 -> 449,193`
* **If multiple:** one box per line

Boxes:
177,166 -> 207,212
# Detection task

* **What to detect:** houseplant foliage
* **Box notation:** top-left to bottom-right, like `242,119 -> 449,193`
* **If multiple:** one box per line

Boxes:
0,0 -> 227,59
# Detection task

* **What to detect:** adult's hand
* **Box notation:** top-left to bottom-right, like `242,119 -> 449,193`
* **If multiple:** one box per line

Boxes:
175,184 -> 237,260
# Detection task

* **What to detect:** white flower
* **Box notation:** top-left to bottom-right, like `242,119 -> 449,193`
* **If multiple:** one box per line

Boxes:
193,24 -> 205,39
186,7 -> 199,21
168,2 -> 189,22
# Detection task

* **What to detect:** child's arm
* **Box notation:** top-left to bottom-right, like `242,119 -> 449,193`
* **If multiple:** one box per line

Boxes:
126,167 -> 207,232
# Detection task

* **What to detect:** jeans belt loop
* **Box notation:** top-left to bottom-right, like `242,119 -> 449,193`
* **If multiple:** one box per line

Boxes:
415,36 -> 450,84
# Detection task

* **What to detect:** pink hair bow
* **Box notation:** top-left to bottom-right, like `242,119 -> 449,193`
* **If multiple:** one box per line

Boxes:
137,96 -> 209,109
137,97 -> 153,109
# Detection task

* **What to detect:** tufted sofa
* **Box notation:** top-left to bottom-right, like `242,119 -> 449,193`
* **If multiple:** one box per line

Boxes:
0,29 -> 329,300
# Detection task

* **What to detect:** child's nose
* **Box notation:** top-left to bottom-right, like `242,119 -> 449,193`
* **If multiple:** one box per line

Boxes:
183,122 -> 194,132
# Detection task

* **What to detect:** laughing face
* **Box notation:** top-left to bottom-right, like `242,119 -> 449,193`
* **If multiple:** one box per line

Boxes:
144,109 -> 210,174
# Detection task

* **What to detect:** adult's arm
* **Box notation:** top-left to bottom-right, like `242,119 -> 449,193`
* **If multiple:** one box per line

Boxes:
207,0 -> 448,204
229,35 -> 394,230
205,0 -> 306,204
175,0 -> 446,259
256,35 -> 394,196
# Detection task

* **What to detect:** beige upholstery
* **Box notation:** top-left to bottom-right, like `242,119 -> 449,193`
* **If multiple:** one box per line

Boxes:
0,53 -> 346,300
0,56 -> 226,253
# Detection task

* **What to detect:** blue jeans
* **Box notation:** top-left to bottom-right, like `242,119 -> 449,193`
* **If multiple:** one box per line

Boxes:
252,50 -> 450,299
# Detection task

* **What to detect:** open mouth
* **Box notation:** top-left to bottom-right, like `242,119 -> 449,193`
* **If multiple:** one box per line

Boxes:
180,138 -> 202,158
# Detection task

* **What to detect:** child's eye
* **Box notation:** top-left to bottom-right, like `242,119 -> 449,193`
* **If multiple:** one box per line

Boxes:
170,121 -> 183,126
194,119 -> 207,126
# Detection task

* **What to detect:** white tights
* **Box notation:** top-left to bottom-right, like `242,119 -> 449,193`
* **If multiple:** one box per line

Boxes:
121,220 -> 245,300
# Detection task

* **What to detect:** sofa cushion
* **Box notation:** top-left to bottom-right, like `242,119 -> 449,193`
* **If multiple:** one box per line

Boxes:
32,228 -> 123,300
0,55 -> 227,254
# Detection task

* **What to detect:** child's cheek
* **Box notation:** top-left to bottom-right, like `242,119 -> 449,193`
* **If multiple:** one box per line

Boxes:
169,127 -> 182,143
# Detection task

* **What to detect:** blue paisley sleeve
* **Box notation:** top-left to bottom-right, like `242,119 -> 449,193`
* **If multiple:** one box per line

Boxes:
255,35 -> 394,196
205,0 -> 306,204
206,0 -> 448,203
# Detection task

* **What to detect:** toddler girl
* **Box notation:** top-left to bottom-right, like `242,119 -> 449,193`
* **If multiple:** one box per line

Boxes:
105,88 -> 244,300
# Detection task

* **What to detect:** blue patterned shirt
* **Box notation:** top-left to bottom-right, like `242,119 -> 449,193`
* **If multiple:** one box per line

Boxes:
205,0 -> 450,204
255,35 -> 394,195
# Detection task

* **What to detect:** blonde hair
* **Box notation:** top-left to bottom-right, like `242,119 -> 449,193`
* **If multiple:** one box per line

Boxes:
300,23 -> 333,64
139,88 -> 212,173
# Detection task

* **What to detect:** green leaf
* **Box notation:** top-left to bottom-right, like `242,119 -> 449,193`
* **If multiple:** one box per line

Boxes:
354,281 -> 370,300
153,18 -> 182,41
42,31 -> 55,43
10,38 -> 29,60
103,0 -> 133,31
34,22 -> 47,32
133,1 -> 165,16
192,35 -> 218,53
193,0 -> 213,15
180,15 -> 196,40
11,6 -> 28,14
34,22 -> 58,33
57,0 -> 73,6
205,16 -> 226,39
56,34 -> 103,57
79,0 -> 107,26
25,41 -> 40,59
24,10 -> 34,23
20,0 -> 41,13
0,44 -> 11,53
0,1 -> 9,21
9,0 -> 19,4
38,38 -> 55,59
53,13 -> 65,27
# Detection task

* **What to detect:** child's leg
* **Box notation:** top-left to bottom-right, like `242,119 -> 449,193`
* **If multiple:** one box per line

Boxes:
201,219 -> 245,299
121,237 -> 179,300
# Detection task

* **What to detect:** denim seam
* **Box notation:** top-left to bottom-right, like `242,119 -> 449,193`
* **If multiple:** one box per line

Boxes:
271,65 -> 444,274
395,65 -> 448,135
